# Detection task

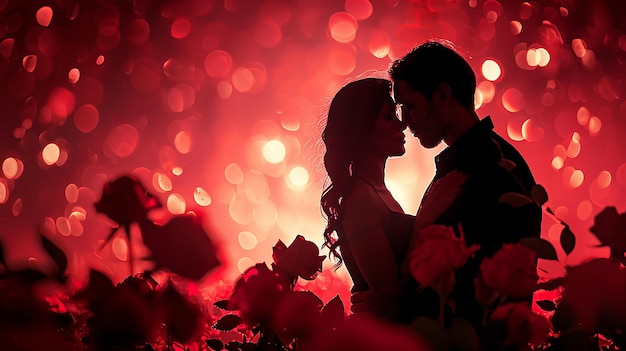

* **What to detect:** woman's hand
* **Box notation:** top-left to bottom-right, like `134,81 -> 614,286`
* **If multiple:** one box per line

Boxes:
415,170 -> 467,227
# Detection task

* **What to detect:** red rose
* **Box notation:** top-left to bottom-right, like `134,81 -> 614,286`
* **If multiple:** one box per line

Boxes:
272,235 -> 325,282
559,258 -> 626,331
490,302 -> 550,347
589,206 -> 626,261
228,263 -> 290,326
479,243 -> 538,299
94,175 -> 161,225
140,214 -> 221,281
408,225 -> 479,296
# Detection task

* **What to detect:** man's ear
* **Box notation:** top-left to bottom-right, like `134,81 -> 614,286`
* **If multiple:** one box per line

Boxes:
432,83 -> 452,105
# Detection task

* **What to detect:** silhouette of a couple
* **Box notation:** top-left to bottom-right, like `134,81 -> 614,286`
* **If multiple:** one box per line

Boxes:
320,40 -> 542,332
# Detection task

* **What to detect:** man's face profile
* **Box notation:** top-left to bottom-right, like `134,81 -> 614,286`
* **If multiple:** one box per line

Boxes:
394,81 -> 443,149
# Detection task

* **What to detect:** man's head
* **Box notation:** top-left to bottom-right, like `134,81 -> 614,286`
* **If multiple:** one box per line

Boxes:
389,40 -> 477,148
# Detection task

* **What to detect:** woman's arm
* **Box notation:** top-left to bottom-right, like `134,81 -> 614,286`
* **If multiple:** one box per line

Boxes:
342,183 -> 402,315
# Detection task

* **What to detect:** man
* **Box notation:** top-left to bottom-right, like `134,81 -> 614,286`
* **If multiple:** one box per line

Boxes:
390,40 -> 542,331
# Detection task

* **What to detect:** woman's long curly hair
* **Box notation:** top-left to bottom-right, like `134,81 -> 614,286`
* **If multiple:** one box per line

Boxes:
321,77 -> 393,268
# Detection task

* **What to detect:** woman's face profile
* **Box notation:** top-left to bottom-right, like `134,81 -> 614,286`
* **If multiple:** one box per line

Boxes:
365,99 -> 406,158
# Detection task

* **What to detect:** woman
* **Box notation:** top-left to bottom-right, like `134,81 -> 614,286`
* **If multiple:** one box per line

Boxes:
321,77 -> 463,323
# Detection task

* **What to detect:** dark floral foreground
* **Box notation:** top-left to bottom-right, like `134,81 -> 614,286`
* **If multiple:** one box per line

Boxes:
0,175 -> 625,351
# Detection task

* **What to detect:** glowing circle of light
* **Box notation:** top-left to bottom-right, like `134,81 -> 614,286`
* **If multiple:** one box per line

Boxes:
0,181 -> 8,204
551,156 -> 564,170
253,200 -> 277,228
36,6 -> 53,27
521,119 -> 544,142
23,54 -> 37,72
597,171 -> 612,189
229,198 -> 254,225
368,29 -> 391,58
536,48 -> 550,67
262,140 -> 286,164
65,183 -> 79,203
73,104 -> 99,133
171,18 -> 192,39
328,12 -> 358,43
167,193 -> 186,215
56,216 -> 71,236
193,187 -> 211,206
225,163 -> 244,184
105,124 -> 139,159
588,116 -> 601,135
204,50 -> 233,78
481,59 -> 501,81
287,166 -> 310,189
2,157 -> 22,179
112,237 -> 128,261
237,257 -> 254,274
232,67 -> 254,92
42,143 -> 61,165
501,88 -> 525,112
577,200 -> 593,221
153,172 -> 172,192
345,0 -> 373,20
569,169 -> 584,188
217,81 -> 233,99
174,130 -> 192,154
67,68 -> 80,84
238,231 -> 258,250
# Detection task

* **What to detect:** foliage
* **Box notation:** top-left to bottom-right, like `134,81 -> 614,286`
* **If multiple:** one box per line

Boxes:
1,176 -> 625,351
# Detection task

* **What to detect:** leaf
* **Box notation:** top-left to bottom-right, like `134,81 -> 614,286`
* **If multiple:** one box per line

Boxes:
206,338 -> 224,351
499,192 -> 533,208
536,299 -> 557,312
213,314 -> 242,331
530,184 -> 549,206
537,278 -> 565,291
519,237 -> 559,261
214,299 -> 234,311
225,341 -> 243,351
559,226 -> 576,256
41,235 -> 68,278
321,294 -> 345,324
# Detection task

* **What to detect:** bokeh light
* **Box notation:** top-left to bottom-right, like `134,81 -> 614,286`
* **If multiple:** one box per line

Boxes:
0,0 -> 621,300
262,140 -> 286,164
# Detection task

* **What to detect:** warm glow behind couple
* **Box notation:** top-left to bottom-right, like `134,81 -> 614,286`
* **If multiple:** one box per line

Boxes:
319,39 -> 543,334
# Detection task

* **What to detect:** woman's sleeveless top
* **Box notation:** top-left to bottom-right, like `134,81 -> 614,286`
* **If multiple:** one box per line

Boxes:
339,179 -> 416,293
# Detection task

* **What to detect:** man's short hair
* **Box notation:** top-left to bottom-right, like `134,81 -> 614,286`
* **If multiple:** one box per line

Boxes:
389,40 -> 477,110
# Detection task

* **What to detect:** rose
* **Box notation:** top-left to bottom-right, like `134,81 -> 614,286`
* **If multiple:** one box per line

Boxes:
272,235 -> 326,282
140,214 -> 221,281
589,206 -> 626,262
94,175 -> 161,226
479,243 -> 538,299
408,224 -> 480,296
558,258 -> 626,332
490,302 -> 550,348
228,263 -> 290,326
